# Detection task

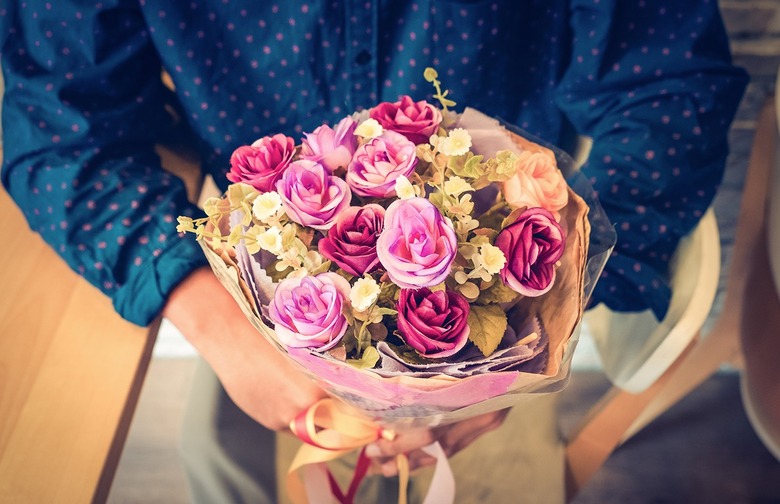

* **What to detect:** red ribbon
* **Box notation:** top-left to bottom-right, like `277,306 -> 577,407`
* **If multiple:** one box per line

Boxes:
287,399 -> 406,504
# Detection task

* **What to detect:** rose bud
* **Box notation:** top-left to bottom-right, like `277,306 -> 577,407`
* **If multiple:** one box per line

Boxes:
369,95 -> 442,145
268,272 -> 351,351
495,207 -> 565,297
318,204 -> 385,276
376,197 -> 457,289
397,287 -> 470,359
299,117 -> 358,173
276,160 -> 352,230
227,133 -> 295,193
346,131 -> 418,198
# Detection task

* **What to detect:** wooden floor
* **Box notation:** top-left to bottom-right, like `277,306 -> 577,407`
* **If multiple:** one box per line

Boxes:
107,359 -> 780,504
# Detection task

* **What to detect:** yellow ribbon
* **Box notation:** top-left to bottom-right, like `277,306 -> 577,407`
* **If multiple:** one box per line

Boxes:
287,399 -> 409,504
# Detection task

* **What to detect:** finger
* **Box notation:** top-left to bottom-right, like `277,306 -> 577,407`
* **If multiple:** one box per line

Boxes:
376,451 -> 436,477
435,409 -> 510,457
365,428 -> 435,459
406,451 -> 437,472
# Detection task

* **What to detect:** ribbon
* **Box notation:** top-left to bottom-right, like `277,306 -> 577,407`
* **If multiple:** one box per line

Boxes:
287,399 -> 454,504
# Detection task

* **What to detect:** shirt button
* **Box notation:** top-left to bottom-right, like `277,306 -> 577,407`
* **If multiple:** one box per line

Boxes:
355,50 -> 371,66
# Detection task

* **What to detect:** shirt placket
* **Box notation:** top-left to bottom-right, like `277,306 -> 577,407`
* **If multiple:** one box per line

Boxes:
344,0 -> 378,110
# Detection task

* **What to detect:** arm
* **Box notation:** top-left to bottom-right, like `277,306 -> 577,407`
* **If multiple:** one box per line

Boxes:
163,267 -> 327,430
556,0 -> 748,319
1,1 -> 325,429
1,0 -> 206,326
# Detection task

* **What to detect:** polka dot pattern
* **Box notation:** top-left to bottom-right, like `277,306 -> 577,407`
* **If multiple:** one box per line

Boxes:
0,0 -> 747,324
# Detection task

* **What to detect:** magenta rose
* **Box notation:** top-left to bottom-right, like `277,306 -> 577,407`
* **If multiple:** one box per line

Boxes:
346,131 -> 418,198
276,160 -> 352,230
495,207 -> 566,297
369,96 -> 442,145
227,134 -> 295,192
299,117 -> 358,173
376,197 -> 457,288
397,287 -> 470,359
268,272 -> 351,351
318,204 -> 385,276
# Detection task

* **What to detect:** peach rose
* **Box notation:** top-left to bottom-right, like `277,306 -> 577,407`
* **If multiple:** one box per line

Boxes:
502,150 -> 568,214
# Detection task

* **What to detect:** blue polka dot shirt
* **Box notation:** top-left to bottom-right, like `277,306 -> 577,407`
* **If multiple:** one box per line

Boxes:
0,0 -> 748,326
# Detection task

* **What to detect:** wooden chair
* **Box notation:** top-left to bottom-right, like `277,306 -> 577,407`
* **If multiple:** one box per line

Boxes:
565,80 -> 780,500
736,79 -> 780,461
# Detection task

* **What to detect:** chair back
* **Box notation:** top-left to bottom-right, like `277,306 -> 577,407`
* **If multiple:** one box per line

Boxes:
584,210 -> 720,393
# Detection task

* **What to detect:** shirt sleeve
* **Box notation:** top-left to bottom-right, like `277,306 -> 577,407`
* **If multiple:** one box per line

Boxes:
556,0 -> 748,319
1,1 -> 208,326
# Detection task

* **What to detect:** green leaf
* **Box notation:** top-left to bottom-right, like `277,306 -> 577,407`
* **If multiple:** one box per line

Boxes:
308,260 -> 332,276
377,307 -> 398,317
448,153 -> 484,180
476,280 -> 521,306
427,191 -> 446,212
482,150 -> 519,183
467,304 -> 508,357
347,346 -> 380,370
439,97 -> 457,108
386,340 -> 434,365
501,207 -> 526,228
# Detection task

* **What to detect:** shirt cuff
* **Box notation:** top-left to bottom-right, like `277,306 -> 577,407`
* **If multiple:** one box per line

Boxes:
112,235 -> 209,326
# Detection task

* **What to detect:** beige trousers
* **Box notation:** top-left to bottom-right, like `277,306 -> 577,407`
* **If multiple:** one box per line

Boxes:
180,359 -> 564,504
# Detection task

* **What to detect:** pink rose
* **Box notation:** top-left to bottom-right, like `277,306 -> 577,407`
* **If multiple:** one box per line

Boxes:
346,131 -> 418,198
227,134 -> 295,192
397,287 -> 470,359
376,197 -> 457,288
299,117 -> 358,173
495,207 -> 565,297
268,272 -> 351,351
503,150 -> 568,213
318,204 -> 385,276
276,160 -> 352,230
369,95 -> 442,145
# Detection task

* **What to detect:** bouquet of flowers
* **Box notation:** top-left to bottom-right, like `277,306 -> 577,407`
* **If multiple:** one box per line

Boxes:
177,68 -> 613,502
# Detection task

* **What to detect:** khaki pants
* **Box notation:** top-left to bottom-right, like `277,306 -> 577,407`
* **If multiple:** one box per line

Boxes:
181,359 -> 564,504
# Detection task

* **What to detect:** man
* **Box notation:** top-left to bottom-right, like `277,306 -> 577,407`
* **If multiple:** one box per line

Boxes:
1,1 -> 747,501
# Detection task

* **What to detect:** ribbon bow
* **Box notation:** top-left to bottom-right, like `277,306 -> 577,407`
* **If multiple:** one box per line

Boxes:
287,399 -> 454,504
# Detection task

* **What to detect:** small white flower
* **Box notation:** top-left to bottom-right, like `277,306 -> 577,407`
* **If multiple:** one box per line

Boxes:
252,191 -> 283,222
355,118 -> 384,139
394,175 -> 418,199
350,276 -> 381,312
479,243 -> 507,275
257,226 -> 284,254
439,128 -> 472,157
443,176 -> 474,197
429,134 -> 442,147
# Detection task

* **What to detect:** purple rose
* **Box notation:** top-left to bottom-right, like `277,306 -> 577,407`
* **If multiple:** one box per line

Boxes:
397,287 -> 470,359
299,117 -> 358,173
346,131 -> 418,198
318,204 -> 385,276
268,272 -> 351,351
227,134 -> 296,192
369,96 -> 442,145
495,207 -> 565,297
376,197 -> 457,288
276,160 -> 352,230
